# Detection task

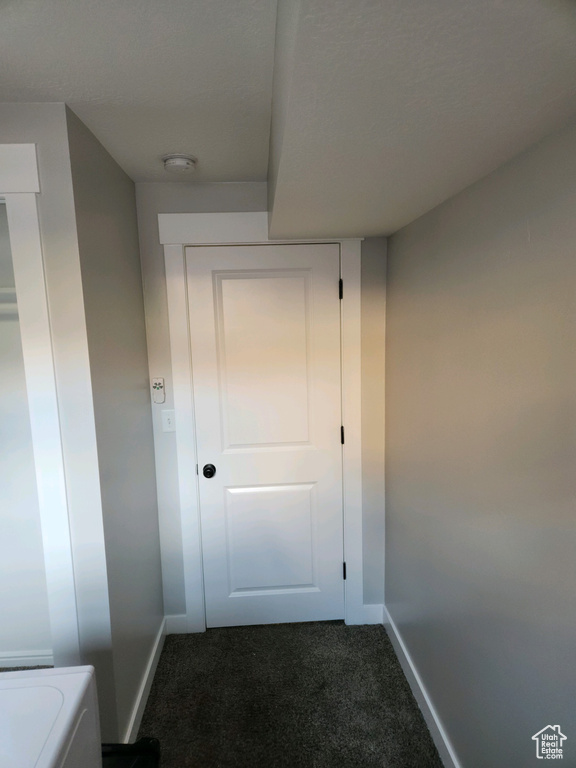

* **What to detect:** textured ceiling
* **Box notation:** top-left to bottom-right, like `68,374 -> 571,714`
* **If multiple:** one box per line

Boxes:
1,0 -> 576,233
0,0 -> 277,182
268,0 -> 576,237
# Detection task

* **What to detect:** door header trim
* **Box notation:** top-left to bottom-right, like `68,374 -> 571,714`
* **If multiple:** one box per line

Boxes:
159,211 -> 363,246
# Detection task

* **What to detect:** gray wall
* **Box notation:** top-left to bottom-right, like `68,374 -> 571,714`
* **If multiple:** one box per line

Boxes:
386,119 -> 576,767
0,204 -> 52,657
67,109 -> 164,738
361,238 -> 386,605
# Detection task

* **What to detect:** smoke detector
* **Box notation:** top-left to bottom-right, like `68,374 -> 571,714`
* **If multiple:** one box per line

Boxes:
162,154 -> 198,173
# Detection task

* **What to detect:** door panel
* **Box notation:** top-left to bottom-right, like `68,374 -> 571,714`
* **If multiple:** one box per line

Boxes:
216,271 -> 311,448
225,483 -> 316,594
186,244 -> 344,627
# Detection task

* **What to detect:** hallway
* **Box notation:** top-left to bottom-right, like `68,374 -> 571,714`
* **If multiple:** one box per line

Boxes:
138,622 -> 441,768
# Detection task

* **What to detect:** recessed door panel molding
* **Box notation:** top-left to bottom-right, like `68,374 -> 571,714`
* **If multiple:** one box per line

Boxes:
187,243 -> 344,627
224,483 -> 317,595
214,269 -> 312,450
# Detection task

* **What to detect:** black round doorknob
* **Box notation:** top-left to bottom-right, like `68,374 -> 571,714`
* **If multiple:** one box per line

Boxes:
203,464 -> 216,479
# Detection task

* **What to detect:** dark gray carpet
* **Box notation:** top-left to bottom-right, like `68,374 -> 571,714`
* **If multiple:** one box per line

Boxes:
139,622 -> 443,768
0,665 -> 52,672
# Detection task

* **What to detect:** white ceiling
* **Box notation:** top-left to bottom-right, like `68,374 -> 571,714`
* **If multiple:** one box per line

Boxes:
1,0 -> 576,235
0,0 -> 278,182
268,0 -> 576,237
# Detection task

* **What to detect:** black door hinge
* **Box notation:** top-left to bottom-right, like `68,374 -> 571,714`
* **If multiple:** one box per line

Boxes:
343,562 -> 347,580
196,464 -> 198,475
339,279 -> 343,299
341,426 -> 345,444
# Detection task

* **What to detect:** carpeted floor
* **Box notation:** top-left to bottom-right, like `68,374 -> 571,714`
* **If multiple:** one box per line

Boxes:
138,622 -> 443,768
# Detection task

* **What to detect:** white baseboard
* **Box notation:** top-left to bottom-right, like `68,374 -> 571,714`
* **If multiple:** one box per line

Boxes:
0,649 -> 54,667
164,613 -> 189,634
384,607 -> 461,768
123,619 -> 166,743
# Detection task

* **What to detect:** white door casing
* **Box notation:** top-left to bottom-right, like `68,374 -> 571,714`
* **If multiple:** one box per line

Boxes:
162,213 -> 375,631
188,244 -> 344,627
0,145 -> 81,665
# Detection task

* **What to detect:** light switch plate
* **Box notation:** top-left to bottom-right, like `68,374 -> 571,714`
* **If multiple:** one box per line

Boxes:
161,409 -> 176,432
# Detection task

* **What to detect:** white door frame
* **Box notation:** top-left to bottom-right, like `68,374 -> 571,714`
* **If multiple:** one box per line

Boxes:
0,144 -> 81,665
161,212 -> 369,630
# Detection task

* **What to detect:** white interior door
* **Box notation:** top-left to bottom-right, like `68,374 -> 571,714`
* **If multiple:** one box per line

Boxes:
186,243 -> 344,628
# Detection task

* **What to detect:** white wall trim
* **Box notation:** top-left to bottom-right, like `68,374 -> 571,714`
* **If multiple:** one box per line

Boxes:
160,212 -> 269,245
340,239 -> 364,625
123,619 -> 166,743
0,649 -> 54,668
162,212 -> 366,630
1,145 -> 80,667
164,614 -> 189,635
165,244 -> 207,633
159,212 -> 362,248
384,607 -> 461,768
0,144 -> 40,193
123,613 -> 195,742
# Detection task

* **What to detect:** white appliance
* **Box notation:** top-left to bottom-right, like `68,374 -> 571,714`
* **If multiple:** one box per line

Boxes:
0,666 -> 101,768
